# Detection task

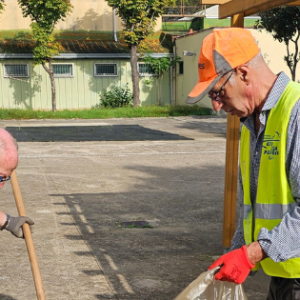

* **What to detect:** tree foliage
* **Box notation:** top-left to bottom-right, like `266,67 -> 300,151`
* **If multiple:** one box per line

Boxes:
17,0 -> 72,111
105,0 -> 175,106
18,0 -> 72,62
106,0 -> 174,45
0,0 -> 5,13
255,6 -> 300,81
143,55 -> 181,105
143,55 -> 180,76
18,0 -> 72,32
30,23 -> 59,65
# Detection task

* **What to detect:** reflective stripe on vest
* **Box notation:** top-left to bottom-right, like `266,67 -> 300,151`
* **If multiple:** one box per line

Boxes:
240,81 -> 300,278
244,203 -> 297,220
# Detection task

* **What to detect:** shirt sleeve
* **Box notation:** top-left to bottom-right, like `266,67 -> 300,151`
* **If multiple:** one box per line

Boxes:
258,99 -> 300,262
229,167 -> 246,251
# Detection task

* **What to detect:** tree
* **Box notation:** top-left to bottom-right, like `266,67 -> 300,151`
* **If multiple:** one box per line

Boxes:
143,55 -> 180,105
0,0 -> 4,12
105,0 -> 174,107
17,0 -> 73,112
255,6 -> 300,81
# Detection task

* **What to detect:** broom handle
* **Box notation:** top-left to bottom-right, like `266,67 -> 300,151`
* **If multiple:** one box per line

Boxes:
10,170 -> 46,300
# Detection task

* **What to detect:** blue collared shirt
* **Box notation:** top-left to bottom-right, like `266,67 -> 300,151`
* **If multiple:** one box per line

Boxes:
230,71 -> 300,262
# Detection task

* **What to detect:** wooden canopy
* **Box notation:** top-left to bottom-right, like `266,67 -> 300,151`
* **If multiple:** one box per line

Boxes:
199,0 -> 300,249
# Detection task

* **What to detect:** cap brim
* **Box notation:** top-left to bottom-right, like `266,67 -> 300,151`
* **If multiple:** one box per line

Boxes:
185,74 -> 222,104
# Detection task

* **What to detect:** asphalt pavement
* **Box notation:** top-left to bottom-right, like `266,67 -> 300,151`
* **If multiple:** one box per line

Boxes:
0,116 -> 269,300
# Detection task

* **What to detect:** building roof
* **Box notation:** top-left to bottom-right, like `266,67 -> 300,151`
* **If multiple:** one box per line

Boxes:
0,31 -> 173,58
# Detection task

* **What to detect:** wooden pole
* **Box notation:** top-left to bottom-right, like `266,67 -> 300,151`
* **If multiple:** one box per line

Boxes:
10,170 -> 46,300
222,13 -> 244,250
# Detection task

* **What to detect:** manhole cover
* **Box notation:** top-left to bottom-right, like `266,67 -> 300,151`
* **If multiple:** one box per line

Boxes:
117,219 -> 159,228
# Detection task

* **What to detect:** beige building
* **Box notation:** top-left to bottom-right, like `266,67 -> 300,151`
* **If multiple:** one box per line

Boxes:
174,28 -> 299,109
0,0 -> 161,32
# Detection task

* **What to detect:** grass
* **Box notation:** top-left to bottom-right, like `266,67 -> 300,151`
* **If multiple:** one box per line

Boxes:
0,105 -> 212,120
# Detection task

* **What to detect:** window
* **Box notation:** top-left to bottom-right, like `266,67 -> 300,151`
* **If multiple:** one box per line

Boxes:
4,64 -> 29,77
138,63 -> 156,76
178,61 -> 184,75
94,63 -> 118,76
53,64 -> 74,77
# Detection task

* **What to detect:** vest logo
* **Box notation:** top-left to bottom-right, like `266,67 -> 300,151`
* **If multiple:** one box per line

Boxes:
198,63 -> 205,70
263,131 -> 280,160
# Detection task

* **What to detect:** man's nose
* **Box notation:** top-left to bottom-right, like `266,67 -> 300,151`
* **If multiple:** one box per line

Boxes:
211,100 -> 223,112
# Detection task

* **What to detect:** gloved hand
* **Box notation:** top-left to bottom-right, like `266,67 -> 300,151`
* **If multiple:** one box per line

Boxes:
5,214 -> 34,238
208,245 -> 255,284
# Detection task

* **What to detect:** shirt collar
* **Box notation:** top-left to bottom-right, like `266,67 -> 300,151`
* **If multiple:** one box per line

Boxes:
261,71 -> 290,111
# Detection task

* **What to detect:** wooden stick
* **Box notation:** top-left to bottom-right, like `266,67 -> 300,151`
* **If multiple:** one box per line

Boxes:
222,114 -> 240,249
10,170 -> 46,300
222,13 -> 244,250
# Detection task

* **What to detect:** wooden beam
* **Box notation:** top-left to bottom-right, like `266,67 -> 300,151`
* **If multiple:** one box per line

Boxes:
286,0 -> 300,4
219,0 -> 297,19
200,0 -> 229,4
222,13 -> 244,250
244,0 -> 300,16
198,0 -> 300,5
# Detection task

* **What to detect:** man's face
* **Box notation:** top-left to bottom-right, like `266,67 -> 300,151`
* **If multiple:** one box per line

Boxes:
209,70 -> 254,118
0,147 -> 18,189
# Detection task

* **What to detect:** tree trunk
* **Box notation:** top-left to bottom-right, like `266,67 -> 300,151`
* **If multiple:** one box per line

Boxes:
130,45 -> 140,107
42,60 -> 56,112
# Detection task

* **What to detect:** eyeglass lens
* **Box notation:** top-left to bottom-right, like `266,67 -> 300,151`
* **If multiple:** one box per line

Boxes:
0,176 -> 11,182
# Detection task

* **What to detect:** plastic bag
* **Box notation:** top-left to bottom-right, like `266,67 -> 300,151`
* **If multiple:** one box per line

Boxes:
174,267 -> 248,300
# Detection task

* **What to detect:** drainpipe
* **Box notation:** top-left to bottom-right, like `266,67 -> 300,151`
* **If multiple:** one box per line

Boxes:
113,9 -> 118,42
172,41 -> 177,106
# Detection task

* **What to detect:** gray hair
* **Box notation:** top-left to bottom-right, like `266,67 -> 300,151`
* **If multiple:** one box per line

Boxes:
246,52 -> 264,69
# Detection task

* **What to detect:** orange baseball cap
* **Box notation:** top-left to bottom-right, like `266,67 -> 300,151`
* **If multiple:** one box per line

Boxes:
185,28 -> 260,104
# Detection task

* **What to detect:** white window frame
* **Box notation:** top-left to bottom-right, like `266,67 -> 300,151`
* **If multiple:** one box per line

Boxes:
3,64 -> 29,78
138,62 -> 157,77
52,63 -> 74,78
94,63 -> 118,77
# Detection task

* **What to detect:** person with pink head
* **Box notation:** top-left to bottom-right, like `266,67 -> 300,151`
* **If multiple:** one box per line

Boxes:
0,128 -> 34,238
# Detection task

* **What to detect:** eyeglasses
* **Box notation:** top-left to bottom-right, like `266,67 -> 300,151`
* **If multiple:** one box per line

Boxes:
0,176 -> 11,182
208,71 -> 234,103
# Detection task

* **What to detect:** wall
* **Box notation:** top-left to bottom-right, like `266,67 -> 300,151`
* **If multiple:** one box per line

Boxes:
174,29 -> 213,108
0,0 -> 162,32
249,28 -> 294,79
174,28 -> 300,109
0,59 -> 170,110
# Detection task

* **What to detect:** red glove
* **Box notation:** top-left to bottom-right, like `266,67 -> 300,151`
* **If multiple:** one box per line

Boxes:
208,246 -> 255,284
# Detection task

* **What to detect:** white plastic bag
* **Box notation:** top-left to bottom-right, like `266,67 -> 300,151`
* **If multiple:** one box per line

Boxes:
174,267 -> 248,300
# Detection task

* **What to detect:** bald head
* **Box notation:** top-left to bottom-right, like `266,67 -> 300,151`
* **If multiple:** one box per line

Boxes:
0,128 -> 18,154
0,129 -> 18,186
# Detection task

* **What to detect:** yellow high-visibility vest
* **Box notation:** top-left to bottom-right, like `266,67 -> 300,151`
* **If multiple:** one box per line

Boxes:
240,81 -> 300,277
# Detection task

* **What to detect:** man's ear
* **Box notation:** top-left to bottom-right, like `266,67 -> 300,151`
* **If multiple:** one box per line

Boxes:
236,64 -> 250,84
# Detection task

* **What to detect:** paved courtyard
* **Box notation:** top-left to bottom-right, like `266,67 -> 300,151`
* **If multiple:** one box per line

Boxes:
0,116 -> 269,300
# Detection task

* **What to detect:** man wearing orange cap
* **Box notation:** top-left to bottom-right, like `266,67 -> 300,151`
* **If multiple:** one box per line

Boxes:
187,27 -> 300,299
0,128 -> 34,238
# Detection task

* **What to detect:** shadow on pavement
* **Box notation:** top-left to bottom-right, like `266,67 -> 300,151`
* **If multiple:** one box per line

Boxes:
49,160 -> 269,300
49,164 -> 230,300
0,295 -> 19,300
6,125 -> 193,142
